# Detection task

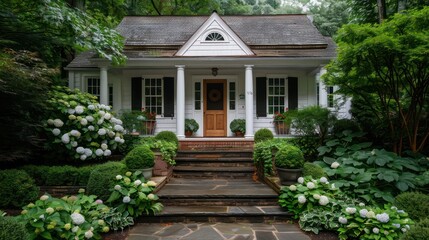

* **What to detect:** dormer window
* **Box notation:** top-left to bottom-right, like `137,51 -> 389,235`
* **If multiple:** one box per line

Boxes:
205,32 -> 225,41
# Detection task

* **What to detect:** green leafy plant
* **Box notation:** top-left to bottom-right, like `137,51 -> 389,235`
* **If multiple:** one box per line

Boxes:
400,218 -> 429,240
287,136 -> 321,161
229,119 -> 246,133
184,119 -> 199,133
0,169 -> 39,208
299,207 -> 341,234
275,145 -> 305,169
124,145 -> 155,169
44,86 -> 125,161
395,192 -> 429,221
100,207 -> 134,231
86,162 -> 127,201
0,215 -> 30,240
253,138 -> 289,176
254,128 -> 274,143
154,131 -> 178,147
22,165 -> 94,186
303,162 -> 325,178
119,110 -> 152,134
106,171 -> 163,218
145,140 -> 177,166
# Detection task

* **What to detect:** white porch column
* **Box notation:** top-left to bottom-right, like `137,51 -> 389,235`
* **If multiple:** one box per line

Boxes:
244,65 -> 254,138
318,68 -> 328,108
176,65 -> 186,139
99,66 -> 109,105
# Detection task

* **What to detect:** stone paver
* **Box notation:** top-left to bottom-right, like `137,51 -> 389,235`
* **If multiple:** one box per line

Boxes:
126,222 -> 311,240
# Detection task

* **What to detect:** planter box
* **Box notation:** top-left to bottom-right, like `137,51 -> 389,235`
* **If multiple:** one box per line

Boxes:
39,186 -> 86,197
153,153 -> 173,177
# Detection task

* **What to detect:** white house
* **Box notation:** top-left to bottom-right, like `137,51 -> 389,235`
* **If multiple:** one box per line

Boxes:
65,12 -> 343,138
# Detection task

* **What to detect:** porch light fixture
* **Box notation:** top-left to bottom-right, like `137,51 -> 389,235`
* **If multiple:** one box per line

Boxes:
211,67 -> 218,76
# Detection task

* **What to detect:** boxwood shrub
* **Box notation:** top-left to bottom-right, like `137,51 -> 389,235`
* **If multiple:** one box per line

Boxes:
86,161 -> 126,201
22,165 -> 94,186
0,216 -> 30,240
303,162 -> 325,178
395,192 -> 429,221
254,128 -> 274,143
155,131 -> 178,147
124,145 -> 154,169
0,169 -> 39,208
400,218 -> 429,240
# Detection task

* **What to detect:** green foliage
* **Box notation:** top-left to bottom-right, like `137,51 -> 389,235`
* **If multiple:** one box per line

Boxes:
155,131 -> 178,147
119,110 -> 149,134
100,207 -> 134,231
288,136 -> 321,161
290,106 -> 337,143
275,145 -> 305,169
86,162 -> 127,201
184,119 -> 199,132
309,0 -> 350,36
299,207 -> 341,234
0,169 -> 39,208
253,138 -> 289,176
337,204 -> 413,240
124,145 -> 155,169
140,138 -> 177,166
0,216 -> 30,240
44,86 -> 125,161
229,119 -> 246,133
106,171 -> 163,218
254,128 -> 274,143
400,218 -> 429,240
118,134 -> 142,155
22,165 -> 93,186
395,192 -> 429,221
303,162 -> 325,179
17,193 -> 110,240
332,119 -> 361,134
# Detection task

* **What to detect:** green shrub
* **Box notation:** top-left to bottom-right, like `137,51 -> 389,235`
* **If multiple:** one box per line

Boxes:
21,165 -> 49,185
0,169 -> 39,208
254,128 -> 274,143
86,162 -> 126,201
288,136 -> 321,161
22,165 -> 93,186
155,131 -> 178,147
124,145 -> 155,169
45,166 -> 80,186
332,119 -> 361,134
230,119 -> 246,133
275,145 -> 305,169
0,216 -> 30,240
118,134 -> 142,155
76,165 -> 95,186
400,218 -> 429,240
253,138 -> 289,176
395,192 -> 429,221
303,162 -> 325,178
185,119 -> 199,132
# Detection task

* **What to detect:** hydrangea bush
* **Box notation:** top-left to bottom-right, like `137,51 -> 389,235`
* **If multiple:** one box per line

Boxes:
106,171 -> 163,218
44,86 -> 125,161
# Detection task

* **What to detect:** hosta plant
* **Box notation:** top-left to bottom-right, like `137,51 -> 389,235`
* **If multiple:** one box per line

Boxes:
44,86 -> 125,161
106,171 -> 163,218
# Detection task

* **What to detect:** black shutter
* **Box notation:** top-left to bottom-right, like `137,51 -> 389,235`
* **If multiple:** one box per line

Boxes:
131,77 -> 142,111
256,77 -> 267,117
163,77 -> 174,117
288,77 -> 298,110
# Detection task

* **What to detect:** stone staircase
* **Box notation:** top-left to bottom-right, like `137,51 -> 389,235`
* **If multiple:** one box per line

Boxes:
139,139 -> 291,223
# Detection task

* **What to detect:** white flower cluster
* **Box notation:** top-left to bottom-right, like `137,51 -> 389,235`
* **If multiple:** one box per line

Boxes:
298,195 -> 307,204
338,216 -> 348,224
71,212 -> 85,225
376,213 -> 390,223
47,102 -> 125,160
346,207 -> 357,214
319,196 -> 329,205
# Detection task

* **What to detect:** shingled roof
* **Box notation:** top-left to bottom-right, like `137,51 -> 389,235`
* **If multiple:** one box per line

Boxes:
117,14 -> 327,47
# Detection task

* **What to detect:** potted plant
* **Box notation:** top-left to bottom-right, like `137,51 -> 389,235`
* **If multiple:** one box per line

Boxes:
273,108 -> 295,135
140,108 -> 157,135
274,144 -> 305,185
124,145 -> 155,179
184,119 -> 199,137
230,119 -> 246,137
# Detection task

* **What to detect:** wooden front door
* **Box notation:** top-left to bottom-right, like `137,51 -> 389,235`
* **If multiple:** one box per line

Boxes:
204,80 -> 227,137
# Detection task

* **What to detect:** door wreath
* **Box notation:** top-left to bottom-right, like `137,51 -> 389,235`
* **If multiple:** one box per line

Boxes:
208,89 -> 222,102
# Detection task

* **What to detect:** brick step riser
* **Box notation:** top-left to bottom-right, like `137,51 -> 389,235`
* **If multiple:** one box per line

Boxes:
176,153 -> 253,158
160,199 -> 278,206
136,215 -> 291,224
173,173 -> 253,179
175,162 -> 254,167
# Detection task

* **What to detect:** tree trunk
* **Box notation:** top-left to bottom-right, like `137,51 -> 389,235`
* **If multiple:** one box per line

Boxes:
377,0 -> 387,23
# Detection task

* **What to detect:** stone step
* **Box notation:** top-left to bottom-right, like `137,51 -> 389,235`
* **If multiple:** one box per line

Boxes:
137,205 -> 292,223
175,157 -> 254,167
179,140 -> 254,151
173,166 -> 254,178
176,150 -> 253,158
160,198 -> 278,206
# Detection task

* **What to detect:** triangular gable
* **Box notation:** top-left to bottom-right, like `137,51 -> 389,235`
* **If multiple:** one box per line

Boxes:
175,12 -> 254,56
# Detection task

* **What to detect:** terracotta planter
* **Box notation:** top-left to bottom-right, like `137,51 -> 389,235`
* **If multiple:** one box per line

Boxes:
235,131 -> 245,137
274,122 -> 290,135
276,167 -> 302,186
153,158 -> 173,177
185,131 -> 193,137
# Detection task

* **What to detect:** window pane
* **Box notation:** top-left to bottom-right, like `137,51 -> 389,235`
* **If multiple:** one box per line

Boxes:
267,77 -> 286,114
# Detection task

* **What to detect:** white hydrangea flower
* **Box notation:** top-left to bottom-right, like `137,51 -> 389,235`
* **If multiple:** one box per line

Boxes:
108,131 -> 115,138
72,226 -> 79,233
84,148 -> 92,157
75,106 -> 84,114
392,223 -> 401,228
306,182 -> 315,189
331,183 -> 336,190
104,149 -> 112,156
97,118 -> 104,125
134,180 -> 142,186
98,129 -> 107,135
98,110 -> 106,116
320,177 -> 328,183
116,119 -> 123,125
88,105 -> 95,110
47,119 -> 54,125
68,109 -> 76,114
297,177 -> 304,184
52,128 -> 61,136
331,162 -> 340,169
80,118 -> 88,126
346,207 -> 357,214
366,211 -> 376,219
401,228 -> 407,233
376,213 -> 390,223
147,181 -> 157,187
85,116 -> 94,122
46,207 -> 54,215
114,185 -> 121,191
104,113 -> 112,120
101,143 -> 108,150
80,155 -> 87,160
298,195 -> 306,204
70,130 -> 81,137
359,203 -> 366,207
105,106 -> 111,111
114,136 -> 121,142
289,185 -> 297,191
53,119 -> 64,128
142,183 -> 148,188
123,196 -> 131,203
116,175 -> 122,180
372,227 -> 380,234
71,212 -> 85,225
359,209 -> 368,218
114,125 -> 124,132
119,138 -> 125,144
313,194 -> 321,200
338,217 -> 348,224
61,133 -> 70,144
76,147 -> 85,154
39,214 -> 45,220
95,149 -> 104,156
88,125 -> 95,131
40,195 -> 49,201
319,196 -> 329,205
71,141 -> 78,147
84,230 -> 93,239
68,115 -> 76,120
148,194 -> 156,200
397,210 -> 406,214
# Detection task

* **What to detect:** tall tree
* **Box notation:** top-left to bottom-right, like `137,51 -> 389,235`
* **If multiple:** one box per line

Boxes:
324,7 -> 429,154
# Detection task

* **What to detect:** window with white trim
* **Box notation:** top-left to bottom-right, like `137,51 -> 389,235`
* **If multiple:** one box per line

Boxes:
194,82 -> 201,110
205,32 -> 225,41
87,77 -> 100,100
268,77 -> 286,114
327,86 -> 334,108
108,84 -> 113,107
229,82 -> 236,110
144,78 -> 163,115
